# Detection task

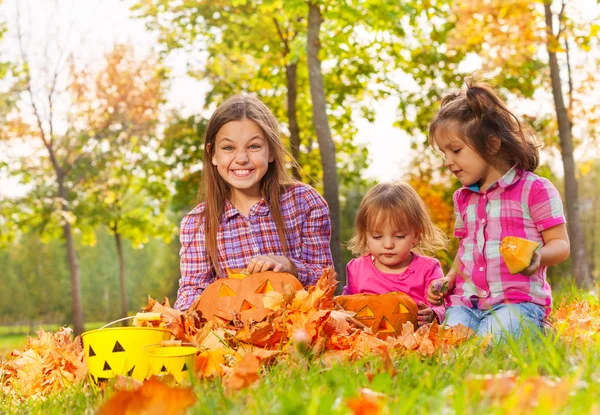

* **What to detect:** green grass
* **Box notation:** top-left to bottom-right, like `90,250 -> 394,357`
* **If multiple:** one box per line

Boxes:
0,322 -> 106,357
1,302 -> 599,414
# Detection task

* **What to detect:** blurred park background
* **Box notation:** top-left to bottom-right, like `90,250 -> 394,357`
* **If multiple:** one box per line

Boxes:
0,0 -> 598,336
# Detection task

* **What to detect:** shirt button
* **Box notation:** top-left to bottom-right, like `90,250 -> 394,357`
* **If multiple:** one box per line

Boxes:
481,219 -> 486,224
479,267 -> 484,272
254,248 -> 259,253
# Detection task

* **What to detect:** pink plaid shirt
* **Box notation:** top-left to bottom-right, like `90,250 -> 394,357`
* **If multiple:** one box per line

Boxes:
175,183 -> 333,310
448,166 -> 565,315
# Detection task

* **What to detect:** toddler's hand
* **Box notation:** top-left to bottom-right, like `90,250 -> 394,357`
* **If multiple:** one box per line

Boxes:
427,277 -> 453,305
520,250 -> 542,276
417,302 -> 436,327
246,255 -> 290,274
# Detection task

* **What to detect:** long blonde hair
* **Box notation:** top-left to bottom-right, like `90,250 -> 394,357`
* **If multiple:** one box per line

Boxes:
347,182 -> 448,256
200,94 -> 296,274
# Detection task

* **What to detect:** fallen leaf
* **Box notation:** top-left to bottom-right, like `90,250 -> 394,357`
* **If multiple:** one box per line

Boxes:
98,376 -> 195,415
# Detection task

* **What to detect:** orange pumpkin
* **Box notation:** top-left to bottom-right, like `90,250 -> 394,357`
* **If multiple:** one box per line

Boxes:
194,271 -> 303,324
499,236 -> 541,274
335,292 -> 418,339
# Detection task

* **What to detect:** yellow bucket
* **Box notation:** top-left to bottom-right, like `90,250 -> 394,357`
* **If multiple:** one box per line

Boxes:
145,344 -> 198,383
81,318 -> 171,384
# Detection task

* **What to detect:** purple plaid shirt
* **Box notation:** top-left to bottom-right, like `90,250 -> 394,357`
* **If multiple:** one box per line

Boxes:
175,183 -> 333,310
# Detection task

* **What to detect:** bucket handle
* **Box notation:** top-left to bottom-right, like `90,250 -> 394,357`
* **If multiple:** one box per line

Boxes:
99,315 -> 172,329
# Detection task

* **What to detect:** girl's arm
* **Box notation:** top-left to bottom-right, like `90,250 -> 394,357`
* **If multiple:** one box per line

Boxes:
247,186 -> 333,285
522,223 -> 570,275
523,178 -> 570,275
174,214 -> 215,311
426,254 -> 459,305
423,259 -> 449,321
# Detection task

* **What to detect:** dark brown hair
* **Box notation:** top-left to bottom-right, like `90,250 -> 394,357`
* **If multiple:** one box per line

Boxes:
200,94 -> 297,275
347,182 -> 447,256
428,79 -> 539,172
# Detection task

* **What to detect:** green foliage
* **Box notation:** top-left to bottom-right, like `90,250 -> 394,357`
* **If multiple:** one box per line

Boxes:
0,228 -> 180,325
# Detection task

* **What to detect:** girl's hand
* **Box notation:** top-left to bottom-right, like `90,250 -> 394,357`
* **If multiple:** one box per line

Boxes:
520,250 -> 542,276
427,276 -> 453,305
246,255 -> 297,274
417,302 -> 436,326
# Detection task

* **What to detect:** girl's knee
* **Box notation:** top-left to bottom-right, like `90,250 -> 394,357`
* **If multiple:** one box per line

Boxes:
444,306 -> 479,332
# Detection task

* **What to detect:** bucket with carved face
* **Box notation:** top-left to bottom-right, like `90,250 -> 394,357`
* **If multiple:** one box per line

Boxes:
145,344 -> 198,383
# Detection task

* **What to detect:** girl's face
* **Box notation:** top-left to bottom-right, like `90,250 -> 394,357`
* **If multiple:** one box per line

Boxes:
212,119 -> 274,201
434,129 -> 499,191
366,226 -> 418,273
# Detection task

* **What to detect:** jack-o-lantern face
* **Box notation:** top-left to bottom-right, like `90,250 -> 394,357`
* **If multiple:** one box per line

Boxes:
194,271 -> 303,324
334,292 -> 418,339
82,327 -> 170,384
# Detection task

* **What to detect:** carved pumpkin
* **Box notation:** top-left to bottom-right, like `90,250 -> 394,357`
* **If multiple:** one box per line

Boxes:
500,236 -> 541,274
194,271 -> 303,324
334,292 -> 418,339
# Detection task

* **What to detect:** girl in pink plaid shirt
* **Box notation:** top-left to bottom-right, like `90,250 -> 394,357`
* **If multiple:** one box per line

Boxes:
427,80 -> 570,341
174,95 -> 333,311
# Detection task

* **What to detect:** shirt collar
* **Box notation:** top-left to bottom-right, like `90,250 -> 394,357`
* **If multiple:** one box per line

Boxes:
222,198 -> 270,222
464,164 -> 522,193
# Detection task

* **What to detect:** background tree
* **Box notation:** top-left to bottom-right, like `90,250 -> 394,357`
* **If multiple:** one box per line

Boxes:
71,44 -> 176,319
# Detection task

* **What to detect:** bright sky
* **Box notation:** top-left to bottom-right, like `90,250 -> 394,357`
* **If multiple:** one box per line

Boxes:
0,0 -> 417,198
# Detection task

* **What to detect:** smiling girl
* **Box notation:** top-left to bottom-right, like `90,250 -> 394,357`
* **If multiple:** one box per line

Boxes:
174,95 -> 333,311
343,182 -> 448,326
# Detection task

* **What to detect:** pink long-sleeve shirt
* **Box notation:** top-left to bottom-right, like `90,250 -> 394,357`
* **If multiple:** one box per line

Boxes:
343,253 -> 446,323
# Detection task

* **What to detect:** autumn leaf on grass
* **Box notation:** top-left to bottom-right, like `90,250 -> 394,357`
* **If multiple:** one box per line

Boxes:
98,376 -> 195,415
347,388 -> 386,415
223,353 -> 261,391
0,327 -> 86,401
195,348 -> 242,378
466,371 -> 577,414
552,299 -> 600,344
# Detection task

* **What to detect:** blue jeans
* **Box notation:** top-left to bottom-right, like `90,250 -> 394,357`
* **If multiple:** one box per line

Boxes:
444,302 -> 545,342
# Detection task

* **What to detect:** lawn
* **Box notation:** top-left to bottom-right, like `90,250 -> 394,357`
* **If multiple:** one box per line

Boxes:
1,292 -> 599,414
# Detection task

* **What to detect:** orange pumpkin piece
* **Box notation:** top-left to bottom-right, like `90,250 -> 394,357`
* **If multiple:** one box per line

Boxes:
194,271 -> 303,324
226,268 -> 249,279
334,292 -> 418,339
499,236 -> 541,274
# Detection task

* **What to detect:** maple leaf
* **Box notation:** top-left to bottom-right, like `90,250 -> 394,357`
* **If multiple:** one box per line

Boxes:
262,291 -> 285,311
98,376 -> 195,415
195,348 -> 241,378
223,353 -> 262,391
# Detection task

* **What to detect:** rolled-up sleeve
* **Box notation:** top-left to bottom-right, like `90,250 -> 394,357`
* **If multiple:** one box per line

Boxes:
174,211 -> 215,311
288,187 -> 333,286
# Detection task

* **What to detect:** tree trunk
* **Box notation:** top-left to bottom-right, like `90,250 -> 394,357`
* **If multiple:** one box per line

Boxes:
544,2 -> 592,288
58,179 -> 84,335
285,63 -> 302,181
113,227 -> 128,322
306,1 -> 344,292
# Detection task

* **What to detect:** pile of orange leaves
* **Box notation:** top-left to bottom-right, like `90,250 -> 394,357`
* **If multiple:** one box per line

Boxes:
0,327 -> 87,401
3,271 -> 598,409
